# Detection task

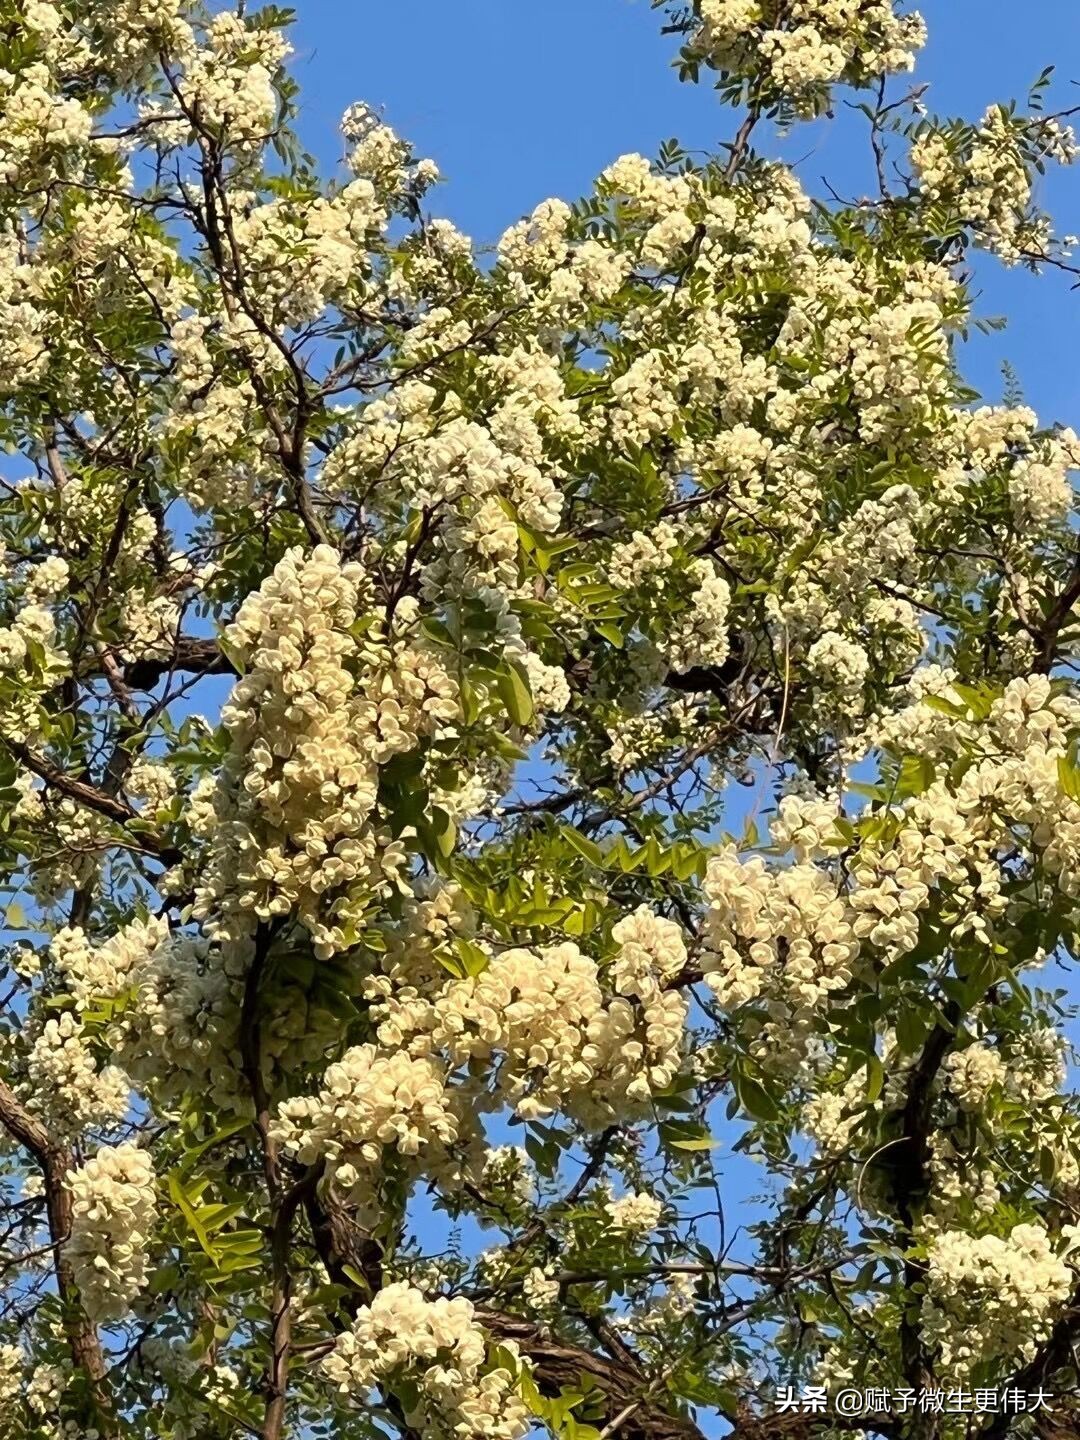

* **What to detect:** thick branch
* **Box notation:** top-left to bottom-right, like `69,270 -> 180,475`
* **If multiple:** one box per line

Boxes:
890,1008 -> 959,1414
0,1080 -> 113,1425
303,1177 -> 384,1313
1034,549 -> 1080,673
239,924 -> 299,1440
5,739 -> 181,863
479,1310 -> 704,1440
121,634 -> 237,690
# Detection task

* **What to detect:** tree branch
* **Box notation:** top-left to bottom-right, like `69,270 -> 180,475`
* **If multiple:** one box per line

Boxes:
240,923 -> 305,1440
0,1080 -> 114,1430
5,739 -> 181,863
479,1310 -> 705,1440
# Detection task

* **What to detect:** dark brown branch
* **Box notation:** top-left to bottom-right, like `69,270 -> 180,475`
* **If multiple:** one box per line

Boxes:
479,1310 -> 704,1440
0,1080 -> 114,1430
303,1176 -> 384,1314
238,923 -> 297,1440
122,634 -> 237,690
890,1007 -> 960,1408
1035,549 -> 1080,673
506,1125 -> 620,1258
5,738 -> 181,863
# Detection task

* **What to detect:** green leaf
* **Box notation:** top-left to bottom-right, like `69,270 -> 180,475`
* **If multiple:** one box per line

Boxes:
194,1202 -> 246,1233
895,1007 -> 928,1056
452,938 -> 490,977
642,836 -> 671,875
951,681 -> 996,720
341,1264 -> 372,1293
519,1370 -> 544,1412
595,621 -> 624,648
496,662 -> 535,727
525,1131 -> 559,1177
168,1170 -> 217,1263
490,732 -> 530,762
431,807 -> 457,859
734,1073 -> 780,1123
922,694 -> 967,719
559,825 -> 603,866
435,950 -> 468,980
660,1119 -> 718,1152
1059,754 -> 1080,802
895,753 -> 935,798
606,838 -> 638,873
848,781 -> 887,802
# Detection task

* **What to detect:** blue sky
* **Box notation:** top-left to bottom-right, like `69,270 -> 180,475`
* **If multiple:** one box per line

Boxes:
289,0 -> 1080,426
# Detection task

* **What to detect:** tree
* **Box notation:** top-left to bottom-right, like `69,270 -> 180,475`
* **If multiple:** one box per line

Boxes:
0,0 -> 1078,1437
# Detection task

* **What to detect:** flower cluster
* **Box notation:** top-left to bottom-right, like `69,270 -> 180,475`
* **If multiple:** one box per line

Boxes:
669,0 -> 925,114
271,1045 -> 460,1215
604,1191 -> 664,1235
193,546 -> 457,957
912,109 -> 1078,264
922,1224 -> 1075,1377
480,1146 -> 535,1210
942,1044 -> 1006,1112
322,1283 -> 532,1440
176,13 -> 290,154
372,938 -> 687,1125
22,1012 -> 129,1139
66,1143 -> 156,1323
700,844 -> 859,1013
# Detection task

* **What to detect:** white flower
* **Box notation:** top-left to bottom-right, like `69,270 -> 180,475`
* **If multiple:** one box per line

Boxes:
604,1191 -> 664,1235
322,1283 -> 532,1440
67,1143 -> 156,1322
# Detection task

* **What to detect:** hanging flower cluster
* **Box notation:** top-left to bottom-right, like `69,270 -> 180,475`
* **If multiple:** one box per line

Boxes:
922,1224 -> 1076,1378
193,545 -> 458,958
322,1284 -> 531,1440
661,0 -> 926,114
66,1143 -> 157,1322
